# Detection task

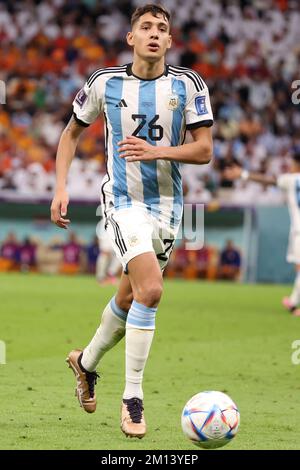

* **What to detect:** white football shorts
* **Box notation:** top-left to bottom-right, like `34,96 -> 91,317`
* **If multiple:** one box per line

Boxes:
287,232 -> 300,265
105,207 -> 179,272
97,221 -> 115,252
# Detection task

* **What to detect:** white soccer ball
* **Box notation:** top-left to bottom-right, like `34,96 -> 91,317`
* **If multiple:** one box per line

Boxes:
181,391 -> 240,449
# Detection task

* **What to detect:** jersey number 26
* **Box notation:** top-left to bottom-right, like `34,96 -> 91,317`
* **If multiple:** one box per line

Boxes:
132,114 -> 163,142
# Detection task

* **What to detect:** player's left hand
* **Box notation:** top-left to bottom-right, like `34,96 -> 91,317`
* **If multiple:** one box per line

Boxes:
118,136 -> 162,162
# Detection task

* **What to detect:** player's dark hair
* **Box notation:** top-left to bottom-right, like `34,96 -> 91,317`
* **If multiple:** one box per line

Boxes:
131,4 -> 171,29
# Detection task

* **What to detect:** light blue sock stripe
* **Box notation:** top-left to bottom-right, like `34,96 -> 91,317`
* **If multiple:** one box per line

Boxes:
127,317 -> 154,328
129,308 -> 156,322
127,300 -> 157,329
110,296 -> 127,322
131,300 -> 157,314
128,313 -> 155,325
128,310 -> 155,321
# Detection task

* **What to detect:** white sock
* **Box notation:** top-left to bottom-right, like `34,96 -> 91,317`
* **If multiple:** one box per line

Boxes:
290,272 -> 300,307
81,296 -> 127,372
123,301 -> 157,400
96,252 -> 110,281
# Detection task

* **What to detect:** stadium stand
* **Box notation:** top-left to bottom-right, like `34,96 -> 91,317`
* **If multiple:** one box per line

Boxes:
1,0 -> 299,280
1,0 -> 299,204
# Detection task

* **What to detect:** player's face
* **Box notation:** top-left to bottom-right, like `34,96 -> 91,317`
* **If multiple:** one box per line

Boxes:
127,13 -> 172,62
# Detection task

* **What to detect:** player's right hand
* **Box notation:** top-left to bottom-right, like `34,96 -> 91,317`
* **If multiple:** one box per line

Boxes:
50,190 -> 70,229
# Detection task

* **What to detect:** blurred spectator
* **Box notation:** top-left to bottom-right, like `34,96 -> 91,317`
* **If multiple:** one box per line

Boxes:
218,240 -> 241,281
36,239 -> 63,274
165,239 -> 188,278
183,245 -> 210,279
166,241 -> 223,281
19,237 -> 37,272
195,245 -> 210,278
0,232 -> 20,271
0,229 -> 242,282
60,232 -> 82,274
86,235 -> 99,274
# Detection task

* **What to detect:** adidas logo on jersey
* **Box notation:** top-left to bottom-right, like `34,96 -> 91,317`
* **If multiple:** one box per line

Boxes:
115,99 -> 128,108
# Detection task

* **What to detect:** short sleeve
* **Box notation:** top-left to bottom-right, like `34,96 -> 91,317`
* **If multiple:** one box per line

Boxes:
277,173 -> 291,190
185,76 -> 213,130
72,76 -> 103,127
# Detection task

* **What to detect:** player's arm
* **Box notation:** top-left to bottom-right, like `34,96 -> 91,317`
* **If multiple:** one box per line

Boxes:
224,165 -> 277,186
51,73 -> 102,229
50,116 -> 86,229
165,126 -> 213,164
118,126 -> 213,165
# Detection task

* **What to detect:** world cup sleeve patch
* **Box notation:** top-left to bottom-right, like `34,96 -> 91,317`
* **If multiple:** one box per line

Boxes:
75,89 -> 88,108
195,95 -> 208,115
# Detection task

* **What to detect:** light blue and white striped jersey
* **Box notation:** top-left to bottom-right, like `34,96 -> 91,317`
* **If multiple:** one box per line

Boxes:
73,63 -> 213,225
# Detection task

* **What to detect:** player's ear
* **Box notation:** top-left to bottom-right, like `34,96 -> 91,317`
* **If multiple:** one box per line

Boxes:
126,32 -> 134,47
167,34 -> 172,50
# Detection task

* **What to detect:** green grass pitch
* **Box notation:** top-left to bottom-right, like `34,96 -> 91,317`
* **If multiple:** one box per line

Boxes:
1,273 -> 300,450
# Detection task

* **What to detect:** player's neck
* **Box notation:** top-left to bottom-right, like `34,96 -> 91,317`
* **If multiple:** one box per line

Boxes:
131,58 -> 165,80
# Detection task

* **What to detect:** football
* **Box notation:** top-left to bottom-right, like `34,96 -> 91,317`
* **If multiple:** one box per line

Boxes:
181,391 -> 240,449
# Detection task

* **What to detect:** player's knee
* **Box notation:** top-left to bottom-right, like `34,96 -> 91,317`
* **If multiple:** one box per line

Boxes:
136,283 -> 163,308
115,293 -> 133,312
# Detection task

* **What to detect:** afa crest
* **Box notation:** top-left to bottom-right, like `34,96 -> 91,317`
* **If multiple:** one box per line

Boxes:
166,93 -> 179,111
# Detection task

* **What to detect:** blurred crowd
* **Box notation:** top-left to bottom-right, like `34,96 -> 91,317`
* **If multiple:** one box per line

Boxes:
1,0 -> 300,205
0,231 -> 241,281
0,231 -> 100,275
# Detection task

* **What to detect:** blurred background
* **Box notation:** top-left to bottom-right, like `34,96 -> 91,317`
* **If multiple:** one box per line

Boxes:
0,0 -> 299,283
